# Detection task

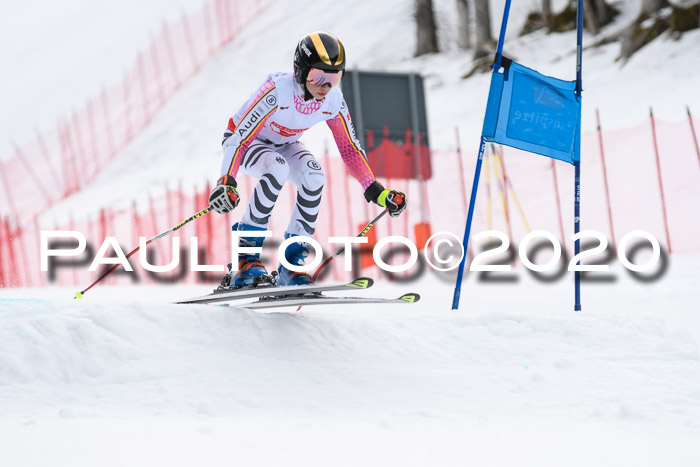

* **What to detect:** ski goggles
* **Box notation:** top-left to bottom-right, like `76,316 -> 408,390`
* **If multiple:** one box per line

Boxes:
306,68 -> 343,87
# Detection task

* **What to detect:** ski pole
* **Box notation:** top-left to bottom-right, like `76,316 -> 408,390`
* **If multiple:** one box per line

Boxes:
75,206 -> 213,299
312,209 -> 388,283
295,209 -> 389,312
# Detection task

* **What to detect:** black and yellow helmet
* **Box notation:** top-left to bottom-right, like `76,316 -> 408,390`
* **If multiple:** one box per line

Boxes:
293,32 -> 346,85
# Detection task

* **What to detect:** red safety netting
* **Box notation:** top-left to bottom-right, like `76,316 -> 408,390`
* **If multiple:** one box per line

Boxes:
0,0 -> 275,227
3,111 -> 700,289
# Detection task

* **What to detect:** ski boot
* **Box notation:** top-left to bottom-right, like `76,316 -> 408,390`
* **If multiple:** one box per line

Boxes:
276,232 -> 314,286
223,222 -> 270,287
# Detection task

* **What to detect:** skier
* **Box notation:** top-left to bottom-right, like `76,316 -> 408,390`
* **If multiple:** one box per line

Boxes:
208,32 -> 406,287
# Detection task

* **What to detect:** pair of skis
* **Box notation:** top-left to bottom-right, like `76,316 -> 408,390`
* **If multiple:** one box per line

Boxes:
176,277 -> 420,310
76,205 -> 418,310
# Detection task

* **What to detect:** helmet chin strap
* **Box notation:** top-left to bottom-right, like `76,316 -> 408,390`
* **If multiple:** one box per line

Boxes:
300,83 -> 319,102
302,85 -> 314,101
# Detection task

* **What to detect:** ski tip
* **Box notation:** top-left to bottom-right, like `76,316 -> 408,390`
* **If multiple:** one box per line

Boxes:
396,293 -> 420,304
348,277 -> 374,289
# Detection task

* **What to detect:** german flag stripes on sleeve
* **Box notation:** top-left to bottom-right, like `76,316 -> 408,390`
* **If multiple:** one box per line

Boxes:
220,78 -> 279,178
326,98 -> 376,190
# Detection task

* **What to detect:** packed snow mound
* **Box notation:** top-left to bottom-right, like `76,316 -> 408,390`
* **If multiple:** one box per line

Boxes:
2,258 -> 700,465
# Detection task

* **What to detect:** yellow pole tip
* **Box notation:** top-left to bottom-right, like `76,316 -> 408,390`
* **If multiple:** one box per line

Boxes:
75,291 -> 84,299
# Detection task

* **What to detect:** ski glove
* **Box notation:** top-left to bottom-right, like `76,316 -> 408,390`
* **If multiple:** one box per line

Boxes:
364,181 -> 406,218
209,175 -> 240,214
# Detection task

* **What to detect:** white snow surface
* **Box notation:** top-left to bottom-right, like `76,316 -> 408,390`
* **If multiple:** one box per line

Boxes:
3,0 -> 700,465
2,256 -> 700,466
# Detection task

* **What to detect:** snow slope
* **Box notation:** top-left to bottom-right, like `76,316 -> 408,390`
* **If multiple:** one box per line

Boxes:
2,255 -> 700,466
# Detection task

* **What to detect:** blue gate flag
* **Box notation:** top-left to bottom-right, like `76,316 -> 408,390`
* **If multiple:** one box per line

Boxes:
482,61 -> 581,165
451,0 -> 584,312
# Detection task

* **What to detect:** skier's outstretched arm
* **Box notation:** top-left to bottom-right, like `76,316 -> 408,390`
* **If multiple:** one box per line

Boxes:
326,99 -> 407,218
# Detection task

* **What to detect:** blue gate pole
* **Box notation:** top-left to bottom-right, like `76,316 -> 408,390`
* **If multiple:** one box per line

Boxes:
574,0 -> 583,311
452,0 -> 512,310
451,137 -> 487,310
574,161 -> 581,310
493,0 -> 511,69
